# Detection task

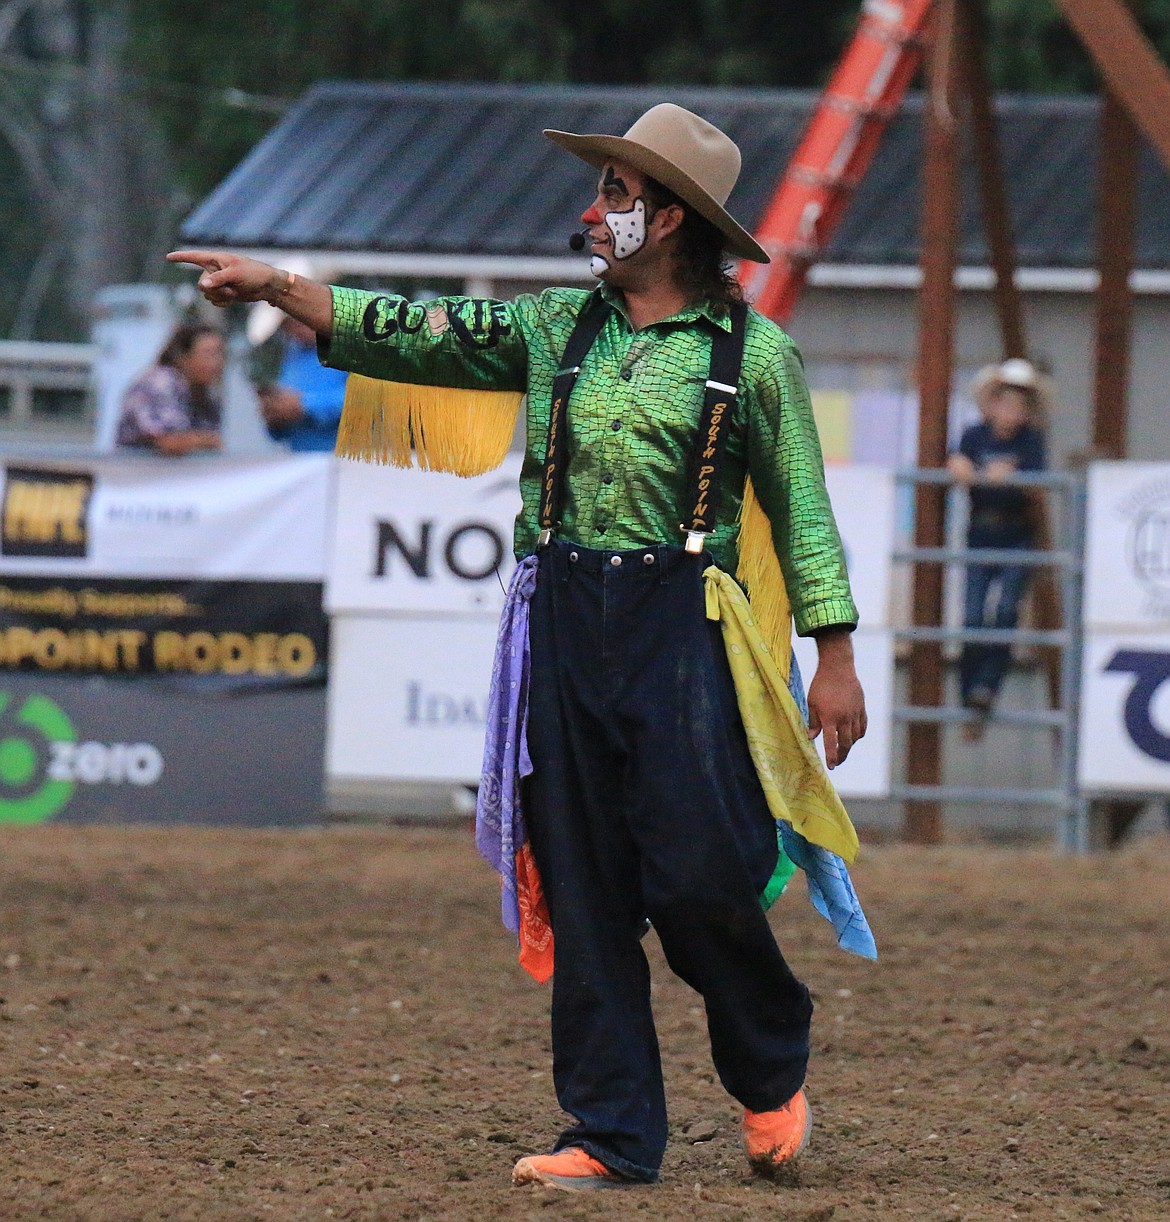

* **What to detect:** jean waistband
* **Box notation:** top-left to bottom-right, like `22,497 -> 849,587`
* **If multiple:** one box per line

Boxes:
540,538 -> 699,579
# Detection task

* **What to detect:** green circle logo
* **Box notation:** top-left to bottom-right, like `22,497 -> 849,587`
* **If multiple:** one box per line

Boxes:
0,691 -> 76,824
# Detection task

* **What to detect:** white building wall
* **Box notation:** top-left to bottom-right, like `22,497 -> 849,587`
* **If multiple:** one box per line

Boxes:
788,282 -> 1170,466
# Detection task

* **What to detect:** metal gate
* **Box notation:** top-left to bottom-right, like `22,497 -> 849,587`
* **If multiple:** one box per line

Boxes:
889,468 -> 1089,849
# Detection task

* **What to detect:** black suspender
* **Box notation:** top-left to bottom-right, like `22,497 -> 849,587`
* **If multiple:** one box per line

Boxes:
537,296 -> 748,553
683,301 -> 748,553
537,293 -> 611,546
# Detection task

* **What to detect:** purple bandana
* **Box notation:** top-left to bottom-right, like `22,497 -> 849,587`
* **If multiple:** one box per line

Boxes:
475,554 -> 539,932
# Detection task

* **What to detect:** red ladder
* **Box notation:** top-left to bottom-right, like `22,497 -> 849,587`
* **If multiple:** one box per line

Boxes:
741,0 -> 937,321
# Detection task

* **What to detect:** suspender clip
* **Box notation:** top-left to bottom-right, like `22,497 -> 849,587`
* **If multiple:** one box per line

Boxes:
683,529 -> 710,555
537,528 -> 554,548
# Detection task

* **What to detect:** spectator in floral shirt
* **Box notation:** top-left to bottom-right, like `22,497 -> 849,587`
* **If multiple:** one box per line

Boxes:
116,323 -> 225,456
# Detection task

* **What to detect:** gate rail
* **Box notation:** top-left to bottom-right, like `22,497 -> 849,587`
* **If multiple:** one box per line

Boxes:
889,468 -> 1089,850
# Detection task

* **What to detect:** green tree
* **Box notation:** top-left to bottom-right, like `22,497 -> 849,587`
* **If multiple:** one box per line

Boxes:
124,0 -> 860,200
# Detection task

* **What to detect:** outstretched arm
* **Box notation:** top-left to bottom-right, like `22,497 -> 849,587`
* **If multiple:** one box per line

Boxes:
167,251 -> 334,336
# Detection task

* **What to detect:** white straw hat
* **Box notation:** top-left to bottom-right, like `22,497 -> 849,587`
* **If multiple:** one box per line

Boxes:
970,358 -> 1055,422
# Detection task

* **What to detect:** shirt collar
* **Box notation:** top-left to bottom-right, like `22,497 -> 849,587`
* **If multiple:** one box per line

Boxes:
596,284 -> 733,332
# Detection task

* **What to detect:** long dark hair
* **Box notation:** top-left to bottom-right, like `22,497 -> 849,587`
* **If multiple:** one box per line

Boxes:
643,178 -> 744,310
158,323 -> 222,428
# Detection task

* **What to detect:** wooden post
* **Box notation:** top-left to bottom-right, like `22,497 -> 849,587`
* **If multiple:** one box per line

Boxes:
959,0 -> 1064,707
1051,0 -> 1170,178
1093,89 -> 1139,459
907,0 -> 961,845
1092,45 -> 1142,846
958,0 -> 1026,360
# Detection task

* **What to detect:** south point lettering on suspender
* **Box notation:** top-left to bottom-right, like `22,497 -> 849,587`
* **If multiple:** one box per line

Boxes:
538,397 -> 564,548
543,400 -> 562,497
683,364 -> 741,554
688,388 -> 731,541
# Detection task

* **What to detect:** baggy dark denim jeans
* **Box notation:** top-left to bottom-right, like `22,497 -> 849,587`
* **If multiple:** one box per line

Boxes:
522,539 -> 814,1182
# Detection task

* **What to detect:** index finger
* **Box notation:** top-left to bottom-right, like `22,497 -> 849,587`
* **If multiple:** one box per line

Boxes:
166,250 -> 223,271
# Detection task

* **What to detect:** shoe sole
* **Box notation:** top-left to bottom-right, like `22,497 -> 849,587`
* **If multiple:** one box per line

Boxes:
512,1165 -> 636,1192
746,1093 -> 813,1178
512,1156 -> 639,1192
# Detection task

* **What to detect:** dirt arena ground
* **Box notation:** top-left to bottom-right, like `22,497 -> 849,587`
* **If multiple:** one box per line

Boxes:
0,823 -> 1167,1222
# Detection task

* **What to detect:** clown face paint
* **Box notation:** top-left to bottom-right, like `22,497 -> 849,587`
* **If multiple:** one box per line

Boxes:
589,198 -> 648,278
606,198 -> 647,259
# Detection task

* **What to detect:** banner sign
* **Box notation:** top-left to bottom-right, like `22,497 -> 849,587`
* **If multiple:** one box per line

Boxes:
327,616 -> 496,783
325,460 -> 895,794
327,456 -> 522,616
1080,634 -> 1170,791
822,464 -> 896,628
0,577 -> 326,678
1083,461 -> 1170,628
0,675 -> 324,826
792,466 -> 895,797
0,455 -> 330,579
792,630 -> 893,798
0,456 -> 332,825
1081,462 -> 1170,790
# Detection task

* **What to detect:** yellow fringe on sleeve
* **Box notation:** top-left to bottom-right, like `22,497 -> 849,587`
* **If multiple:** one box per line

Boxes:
335,374 -> 524,477
734,477 -> 794,683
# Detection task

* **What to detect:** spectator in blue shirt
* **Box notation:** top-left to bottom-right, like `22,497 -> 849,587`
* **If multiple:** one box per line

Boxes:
947,359 -> 1049,723
255,316 -> 348,452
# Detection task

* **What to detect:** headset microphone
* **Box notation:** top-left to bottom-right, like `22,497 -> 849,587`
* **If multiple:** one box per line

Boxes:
568,228 -> 589,252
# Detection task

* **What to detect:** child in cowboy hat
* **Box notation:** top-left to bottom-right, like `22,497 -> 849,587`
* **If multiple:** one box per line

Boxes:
948,358 -> 1050,723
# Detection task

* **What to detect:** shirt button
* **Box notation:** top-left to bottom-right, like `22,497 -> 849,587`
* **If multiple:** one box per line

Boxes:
601,472 -> 613,485
595,522 -> 607,534
620,369 -> 633,381
611,420 -> 622,431
610,555 -> 622,567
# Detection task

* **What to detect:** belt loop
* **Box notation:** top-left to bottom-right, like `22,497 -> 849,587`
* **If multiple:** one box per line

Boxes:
657,542 -> 670,584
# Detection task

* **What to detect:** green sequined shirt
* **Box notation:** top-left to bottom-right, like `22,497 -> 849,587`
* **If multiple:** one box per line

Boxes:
324,284 -> 857,636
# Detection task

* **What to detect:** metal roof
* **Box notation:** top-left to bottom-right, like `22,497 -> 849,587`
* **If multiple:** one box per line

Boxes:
180,81 -> 1170,271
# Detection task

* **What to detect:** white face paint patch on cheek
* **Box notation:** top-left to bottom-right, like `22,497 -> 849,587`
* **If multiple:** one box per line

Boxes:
605,199 -> 647,260
589,254 -> 610,278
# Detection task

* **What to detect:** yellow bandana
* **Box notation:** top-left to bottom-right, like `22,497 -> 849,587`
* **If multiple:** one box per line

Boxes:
703,565 -> 860,863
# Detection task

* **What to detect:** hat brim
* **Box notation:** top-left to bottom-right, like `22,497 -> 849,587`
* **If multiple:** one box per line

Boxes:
544,129 -> 770,265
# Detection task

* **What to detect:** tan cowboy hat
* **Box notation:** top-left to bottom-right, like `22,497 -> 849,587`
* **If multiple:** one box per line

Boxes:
544,103 -> 769,264
970,358 -> 1055,425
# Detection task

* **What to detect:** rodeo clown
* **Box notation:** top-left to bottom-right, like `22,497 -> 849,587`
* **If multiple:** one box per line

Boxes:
171,102 -> 877,1191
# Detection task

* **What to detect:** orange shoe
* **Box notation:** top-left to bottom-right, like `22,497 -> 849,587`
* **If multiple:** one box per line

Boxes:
743,1089 -> 812,1176
512,1146 -> 630,1191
